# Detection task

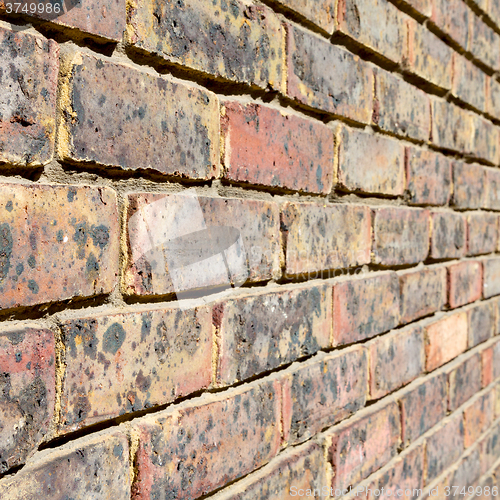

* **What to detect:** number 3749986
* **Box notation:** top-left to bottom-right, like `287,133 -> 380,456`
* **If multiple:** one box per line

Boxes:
4,2 -> 62,14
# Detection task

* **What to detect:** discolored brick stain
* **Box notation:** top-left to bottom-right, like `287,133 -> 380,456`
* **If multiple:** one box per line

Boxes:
102,322 -> 126,354
0,223 -> 13,283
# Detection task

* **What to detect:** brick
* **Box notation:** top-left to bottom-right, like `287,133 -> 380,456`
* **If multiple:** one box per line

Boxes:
492,297 -> 500,334
484,258 -> 500,298
125,193 -> 280,296
448,260 -> 483,308
0,184 -> 118,311
399,373 -> 447,446
496,383 -> 500,417
404,20 -> 453,90
447,353 -> 482,410
132,381 -> 281,499
463,391 -> 494,447
485,168 -> 500,211
0,27 -> 58,167
425,312 -> 468,371
406,148 -> 452,206
326,402 -> 401,490
467,212 -> 498,256
336,126 -> 405,196
286,24 -> 373,123
479,422 -> 500,475
221,101 -> 334,194
470,113 -> 500,165
372,207 -> 430,266
494,341 -> 500,380
398,266 -> 447,324
422,469 -> 453,500
430,211 -> 466,260
283,347 -> 367,444
431,0 -> 470,50
59,304 -> 212,432
425,413 -> 464,483
59,52 -> 219,179
486,76 -> 500,120
477,476 -> 495,500
127,0 -> 284,91
396,0 -> 432,17
452,162 -> 486,209
0,429 -> 130,498
333,272 -> 400,345
431,99 -> 473,153
0,324 -> 55,473
212,442 -> 328,500
214,283 -> 332,386
281,202 -> 371,277
271,0 -> 334,33
469,14 -> 500,71
487,3 -> 500,29
334,0 -> 407,64
482,346 -> 494,387
467,302 -> 494,348
369,325 -> 425,399
451,448 -> 481,489
452,54 -> 486,112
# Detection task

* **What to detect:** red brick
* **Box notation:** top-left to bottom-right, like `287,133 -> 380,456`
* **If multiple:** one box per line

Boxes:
283,347 -> 368,444
452,447 -> 481,489
430,211 -> 466,260
0,184 -> 118,311
214,283 -> 332,386
132,381 -> 281,499
334,0 -> 408,64
448,260 -> 483,308
125,193 -> 280,296
59,52 -> 219,179
272,0 -> 334,32
447,352 -> 482,410
0,27 -> 58,167
398,266 -> 447,324
482,346 -> 494,387
369,325 -> 425,399
452,54 -> 487,112
372,207 -> 430,266
0,429 -> 130,498
406,148 -> 452,206
333,272 -> 400,345
484,258 -> 500,298
431,0 -> 470,50
425,413 -> 464,483
336,126 -> 405,196
486,76 -> 500,120
281,202 -> 371,277
399,373 -> 447,446
496,383 -> 500,417
286,24 -> 373,123
60,303 -> 212,432
0,324 -> 55,473
452,162 -> 487,209
396,0 -> 432,17
470,113 -> 500,165
325,402 -> 401,490
425,312 -> 468,371
404,20 -> 453,90
221,101 -> 333,194
127,0 -> 284,91
469,14 -> 500,71
467,302 -> 494,348
463,390 -> 494,447
485,168 -> 500,211
467,212 -> 498,256
479,421 -> 500,475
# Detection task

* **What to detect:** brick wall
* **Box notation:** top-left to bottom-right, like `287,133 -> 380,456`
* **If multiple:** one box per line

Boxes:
0,0 -> 500,497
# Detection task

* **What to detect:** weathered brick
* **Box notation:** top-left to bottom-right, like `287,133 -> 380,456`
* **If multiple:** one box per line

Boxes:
404,20 -> 453,90
396,0 -> 432,17
452,54 -> 486,112
492,297 -> 500,334
132,381 -> 281,499
369,325 -> 424,399
431,0 -> 470,50
447,352 -> 482,410
406,148 -> 452,206
399,373 -> 447,446
334,0 -> 407,64
0,324 -> 55,473
0,184 -> 118,310
336,126 -> 405,196
486,76 -> 500,120
0,429 -> 130,498
60,304 -> 212,432
372,207 -> 430,266
482,346 -> 494,387
485,167 -> 500,211
470,113 -> 500,165
333,272 -> 400,345
452,162 -> 487,209
214,283 -> 332,386
496,383 -> 500,417
281,202 -> 371,277
425,312 -> 468,371
484,258 -> 500,298
479,421 -> 500,475
452,448 -> 481,489
398,266 -> 447,324
448,260 -> 483,308
272,0 -> 334,32
431,99 -> 473,153
59,52 -> 219,179
477,476 -> 495,500
467,302 -> 494,348
326,402 -> 401,490
425,413 -> 464,483
494,340 -> 500,380
469,14 -> 500,71
125,193 -> 280,296
463,390 -> 494,447
467,212 -> 498,256
0,27 -> 58,167
486,3 -> 500,29
127,0 -> 284,91
283,347 -> 367,444
221,101 -> 333,194
430,211 -> 466,260
286,24 -> 373,123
